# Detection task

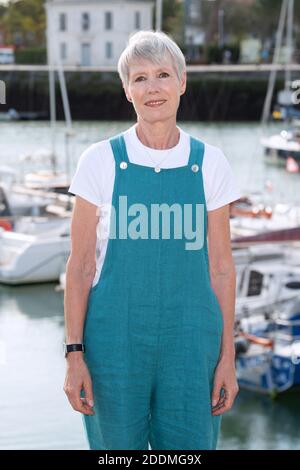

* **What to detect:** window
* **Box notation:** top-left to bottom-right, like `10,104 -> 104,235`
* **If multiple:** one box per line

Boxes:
60,42 -> 67,60
82,12 -> 90,31
247,270 -> 263,297
81,43 -> 91,66
59,13 -> 66,31
134,11 -> 141,29
105,42 -> 113,59
105,12 -> 112,30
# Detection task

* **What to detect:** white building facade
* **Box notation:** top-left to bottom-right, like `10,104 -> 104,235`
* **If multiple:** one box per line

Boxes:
45,0 -> 154,67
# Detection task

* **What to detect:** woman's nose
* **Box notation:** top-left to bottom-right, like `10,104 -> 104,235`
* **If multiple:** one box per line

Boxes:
146,78 -> 161,92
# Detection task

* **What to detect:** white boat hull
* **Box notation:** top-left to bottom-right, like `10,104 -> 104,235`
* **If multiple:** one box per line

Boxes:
0,230 -> 70,284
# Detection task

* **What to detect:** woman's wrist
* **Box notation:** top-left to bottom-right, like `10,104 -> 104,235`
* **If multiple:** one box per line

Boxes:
66,351 -> 85,362
219,344 -> 236,362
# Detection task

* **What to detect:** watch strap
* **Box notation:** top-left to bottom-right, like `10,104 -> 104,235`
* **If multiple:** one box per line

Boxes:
64,343 -> 85,356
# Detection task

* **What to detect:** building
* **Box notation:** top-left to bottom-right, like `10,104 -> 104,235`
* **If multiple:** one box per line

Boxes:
184,0 -> 203,58
45,0 -> 154,67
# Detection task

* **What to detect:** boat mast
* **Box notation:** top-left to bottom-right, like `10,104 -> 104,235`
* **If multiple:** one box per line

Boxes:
49,64 -> 57,174
285,0 -> 294,90
261,0 -> 289,127
48,61 -> 73,181
57,62 -> 73,181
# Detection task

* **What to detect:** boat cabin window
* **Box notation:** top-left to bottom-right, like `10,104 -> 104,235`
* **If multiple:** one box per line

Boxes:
247,270 -> 263,296
285,281 -> 300,289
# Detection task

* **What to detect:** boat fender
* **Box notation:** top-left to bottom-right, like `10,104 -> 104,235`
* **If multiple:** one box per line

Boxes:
0,219 -> 13,231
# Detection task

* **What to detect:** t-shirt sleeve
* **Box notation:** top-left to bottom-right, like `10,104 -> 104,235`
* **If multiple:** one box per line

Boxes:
68,144 -> 102,206
205,148 -> 242,212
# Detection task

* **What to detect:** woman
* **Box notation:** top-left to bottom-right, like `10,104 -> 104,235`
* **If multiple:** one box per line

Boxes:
63,30 -> 241,450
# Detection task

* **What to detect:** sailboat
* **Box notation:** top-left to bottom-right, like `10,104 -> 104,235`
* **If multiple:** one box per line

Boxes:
260,0 -> 300,172
0,61 -> 75,284
21,58 -> 75,192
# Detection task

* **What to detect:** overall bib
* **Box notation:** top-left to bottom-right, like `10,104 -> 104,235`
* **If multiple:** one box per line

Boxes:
81,133 -> 224,450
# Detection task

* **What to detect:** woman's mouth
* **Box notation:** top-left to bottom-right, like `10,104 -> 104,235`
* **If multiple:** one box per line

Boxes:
145,100 -> 166,107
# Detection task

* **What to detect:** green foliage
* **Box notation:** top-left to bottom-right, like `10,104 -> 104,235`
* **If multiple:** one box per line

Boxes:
15,45 -> 46,63
207,44 -> 223,64
0,0 -> 46,47
162,0 -> 184,36
202,0 -> 300,47
207,43 -> 240,64
153,0 -> 184,45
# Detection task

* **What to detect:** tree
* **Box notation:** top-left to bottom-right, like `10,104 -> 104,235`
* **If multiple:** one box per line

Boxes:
163,0 -> 184,40
152,0 -> 184,45
0,0 -> 45,47
201,0 -> 300,60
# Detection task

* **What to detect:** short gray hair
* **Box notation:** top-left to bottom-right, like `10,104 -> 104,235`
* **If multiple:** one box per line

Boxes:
117,30 -> 186,87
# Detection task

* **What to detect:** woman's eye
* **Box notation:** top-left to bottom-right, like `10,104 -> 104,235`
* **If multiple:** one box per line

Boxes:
135,73 -> 169,82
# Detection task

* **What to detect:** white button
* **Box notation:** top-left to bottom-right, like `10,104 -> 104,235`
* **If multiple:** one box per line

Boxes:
154,166 -> 161,173
120,161 -> 128,169
191,164 -> 199,172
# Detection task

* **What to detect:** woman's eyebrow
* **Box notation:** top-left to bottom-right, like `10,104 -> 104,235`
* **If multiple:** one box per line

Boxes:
131,67 -> 171,78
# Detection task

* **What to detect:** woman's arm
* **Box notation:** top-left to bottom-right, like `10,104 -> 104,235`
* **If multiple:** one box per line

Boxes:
207,204 -> 236,360
64,195 -> 99,345
63,195 -> 100,415
207,204 -> 239,415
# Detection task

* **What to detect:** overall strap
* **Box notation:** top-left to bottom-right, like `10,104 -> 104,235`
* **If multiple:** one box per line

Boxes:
109,134 -> 130,166
188,136 -> 205,169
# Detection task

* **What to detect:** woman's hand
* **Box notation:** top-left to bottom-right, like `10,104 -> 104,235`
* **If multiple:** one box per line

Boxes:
63,354 -> 95,416
211,355 -> 239,416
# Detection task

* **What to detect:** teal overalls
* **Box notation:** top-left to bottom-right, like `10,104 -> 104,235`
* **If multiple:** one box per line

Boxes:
81,133 -> 224,450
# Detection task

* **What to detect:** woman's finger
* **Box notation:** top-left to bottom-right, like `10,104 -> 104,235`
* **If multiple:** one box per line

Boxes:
83,378 -> 94,408
211,380 -> 223,408
80,397 -> 95,415
212,387 -> 236,415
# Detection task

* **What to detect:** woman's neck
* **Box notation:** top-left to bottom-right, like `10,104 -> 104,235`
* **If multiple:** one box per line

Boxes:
135,121 -> 180,150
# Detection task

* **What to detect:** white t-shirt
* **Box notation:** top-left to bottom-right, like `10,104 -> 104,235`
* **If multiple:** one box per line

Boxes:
68,124 -> 242,287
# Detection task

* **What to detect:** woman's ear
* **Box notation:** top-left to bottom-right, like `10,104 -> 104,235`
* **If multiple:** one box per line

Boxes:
123,83 -> 132,102
180,70 -> 187,95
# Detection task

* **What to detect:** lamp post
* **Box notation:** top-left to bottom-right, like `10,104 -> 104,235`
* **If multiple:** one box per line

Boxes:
156,0 -> 163,31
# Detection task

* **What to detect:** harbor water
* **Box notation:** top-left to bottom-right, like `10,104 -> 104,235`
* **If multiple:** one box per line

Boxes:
0,121 -> 299,449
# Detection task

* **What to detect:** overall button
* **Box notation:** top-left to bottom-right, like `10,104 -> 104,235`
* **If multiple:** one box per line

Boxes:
154,166 -> 161,173
120,161 -> 128,169
191,164 -> 199,172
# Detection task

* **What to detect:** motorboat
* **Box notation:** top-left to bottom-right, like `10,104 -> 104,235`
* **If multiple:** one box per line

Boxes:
261,127 -> 300,169
0,216 -> 71,284
235,297 -> 300,395
230,199 -> 300,243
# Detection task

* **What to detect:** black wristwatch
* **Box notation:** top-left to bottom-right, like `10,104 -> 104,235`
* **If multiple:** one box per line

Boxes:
63,343 -> 85,358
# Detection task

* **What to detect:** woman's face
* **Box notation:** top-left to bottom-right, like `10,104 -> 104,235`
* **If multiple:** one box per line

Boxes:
123,56 -> 186,125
